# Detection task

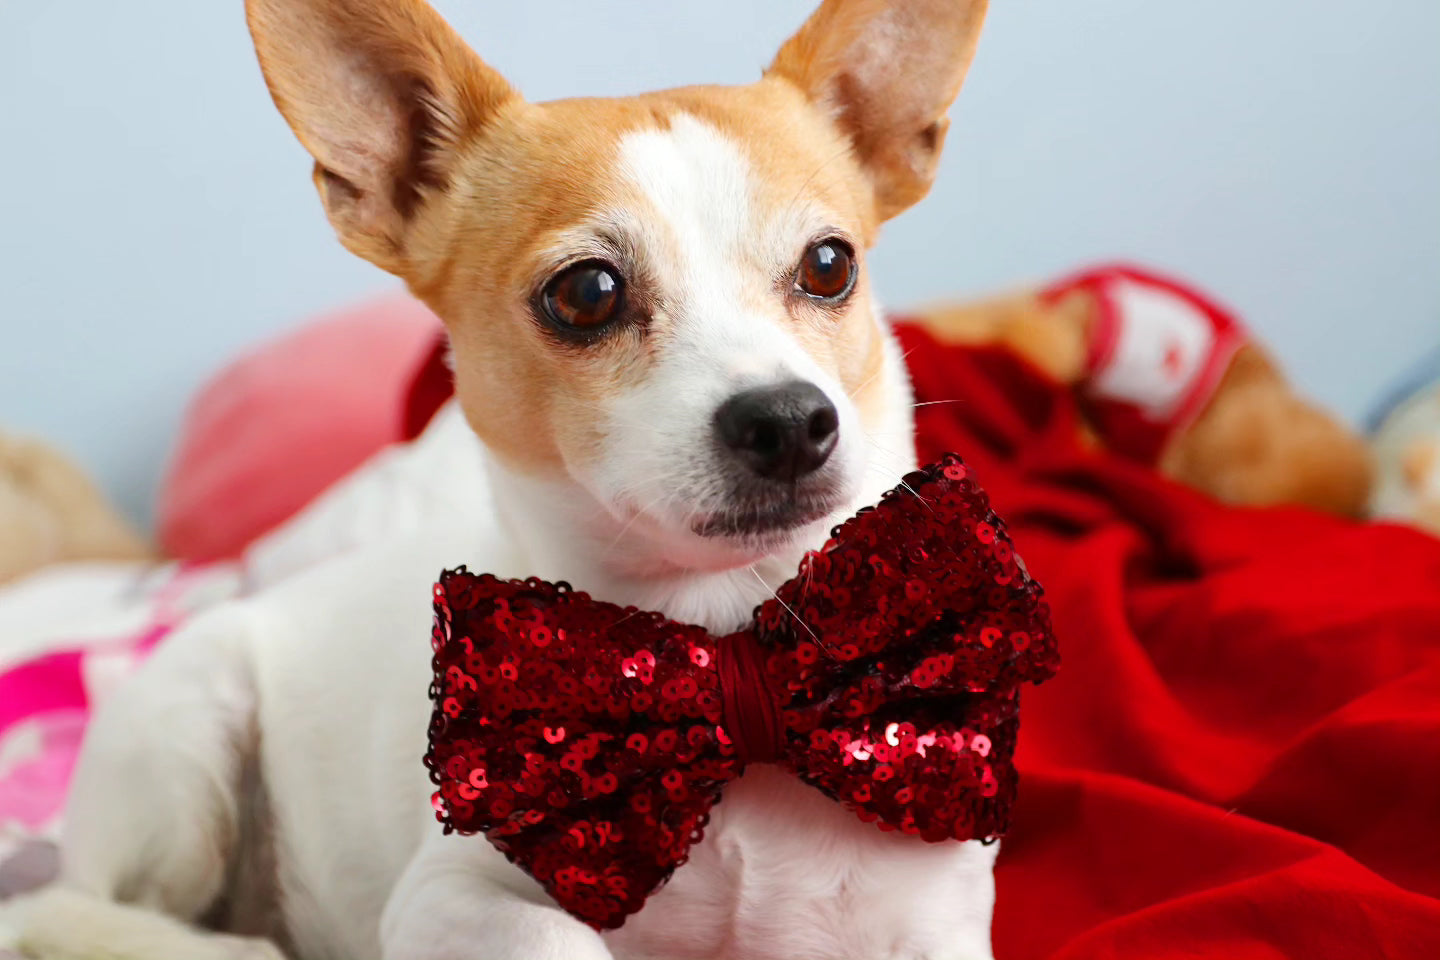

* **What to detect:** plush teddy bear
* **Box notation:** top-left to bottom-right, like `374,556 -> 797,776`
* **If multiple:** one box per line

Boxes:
1399,438 -> 1440,532
0,431 -> 153,585
1369,378 -> 1440,536
912,264 -> 1375,517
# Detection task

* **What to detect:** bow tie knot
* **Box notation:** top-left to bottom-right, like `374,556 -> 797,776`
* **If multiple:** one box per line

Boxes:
715,630 -> 785,767
425,454 -> 1059,929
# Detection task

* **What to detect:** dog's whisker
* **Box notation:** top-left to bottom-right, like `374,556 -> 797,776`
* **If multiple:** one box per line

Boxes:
849,345 -> 918,397
601,503 -> 654,558
897,479 -> 933,508
748,565 -> 827,651
862,435 -> 913,466
861,435 -> 936,511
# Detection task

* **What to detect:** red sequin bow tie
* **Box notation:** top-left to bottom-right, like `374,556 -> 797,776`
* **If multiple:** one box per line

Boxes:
425,454 -> 1059,929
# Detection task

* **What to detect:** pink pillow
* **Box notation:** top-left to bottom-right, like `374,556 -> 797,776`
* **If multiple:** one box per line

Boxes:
158,294 -> 445,561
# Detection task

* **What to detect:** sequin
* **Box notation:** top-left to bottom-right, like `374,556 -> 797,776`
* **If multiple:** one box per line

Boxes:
424,453 -> 1060,931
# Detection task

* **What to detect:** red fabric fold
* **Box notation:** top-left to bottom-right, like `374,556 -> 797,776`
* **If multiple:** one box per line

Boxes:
895,324 -> 1440,959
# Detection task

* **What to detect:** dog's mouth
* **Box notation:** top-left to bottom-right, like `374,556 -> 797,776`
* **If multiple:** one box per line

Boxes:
691,492 -> 839,540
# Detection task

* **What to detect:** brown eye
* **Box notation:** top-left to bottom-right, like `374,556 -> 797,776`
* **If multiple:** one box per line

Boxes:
541,261 -> 624,333
796,239 -> 856,301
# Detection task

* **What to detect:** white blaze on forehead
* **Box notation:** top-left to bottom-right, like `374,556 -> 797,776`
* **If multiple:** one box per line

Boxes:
614,112 -> 824,382
617,112 -> 756,276
581,113 -> 883,567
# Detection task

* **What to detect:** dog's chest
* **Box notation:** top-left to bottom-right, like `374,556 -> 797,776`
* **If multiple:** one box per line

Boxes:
601,766 -> 998,960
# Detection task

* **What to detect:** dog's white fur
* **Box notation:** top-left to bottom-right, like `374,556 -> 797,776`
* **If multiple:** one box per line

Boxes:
3,2 -> 1002,957
4,303 -> 996,960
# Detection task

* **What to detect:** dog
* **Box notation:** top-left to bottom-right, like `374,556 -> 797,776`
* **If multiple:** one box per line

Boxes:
4,0 -> 998,957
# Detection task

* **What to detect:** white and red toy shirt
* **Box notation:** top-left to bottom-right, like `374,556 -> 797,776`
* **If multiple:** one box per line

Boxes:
1042,264 -> 1249,464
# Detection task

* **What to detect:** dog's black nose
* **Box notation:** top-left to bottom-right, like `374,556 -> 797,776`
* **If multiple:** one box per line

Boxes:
714,380 -> 839,481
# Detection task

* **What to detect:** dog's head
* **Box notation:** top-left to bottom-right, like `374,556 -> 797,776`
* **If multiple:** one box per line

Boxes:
247,0 -> 987,572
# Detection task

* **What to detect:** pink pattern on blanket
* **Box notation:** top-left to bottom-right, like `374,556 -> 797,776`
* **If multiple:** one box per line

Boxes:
0,652 -> 86,738
0,567 -> 225,847
0,710 -> 87,832
0,630 -> 176,836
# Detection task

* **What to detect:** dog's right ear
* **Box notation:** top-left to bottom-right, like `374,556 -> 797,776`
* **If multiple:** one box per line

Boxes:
768,0 -> 988,223
246,0 -> 517,273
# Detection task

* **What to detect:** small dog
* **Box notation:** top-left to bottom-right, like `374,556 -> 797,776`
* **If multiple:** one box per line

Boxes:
5,0 -> 998,957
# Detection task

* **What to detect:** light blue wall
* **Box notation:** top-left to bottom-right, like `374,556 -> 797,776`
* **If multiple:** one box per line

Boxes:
2,0 -> 1437,527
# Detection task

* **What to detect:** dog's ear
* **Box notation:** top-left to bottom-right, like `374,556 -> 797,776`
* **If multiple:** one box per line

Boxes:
768,0 -> 988,221
246,0 -> 517,273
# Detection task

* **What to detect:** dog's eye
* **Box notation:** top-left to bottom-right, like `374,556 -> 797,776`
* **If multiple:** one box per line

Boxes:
795,239 -> 857,302
541,261 -> 624,332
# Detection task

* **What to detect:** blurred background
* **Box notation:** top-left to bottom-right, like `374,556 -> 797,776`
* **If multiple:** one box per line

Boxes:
1,0 -> 1437,528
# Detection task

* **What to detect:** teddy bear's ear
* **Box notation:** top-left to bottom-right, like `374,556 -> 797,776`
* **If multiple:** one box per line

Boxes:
0,464 -> 54,584
0,432 -> 152,584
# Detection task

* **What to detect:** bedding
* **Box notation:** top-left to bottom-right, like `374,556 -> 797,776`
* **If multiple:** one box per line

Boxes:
0,561 -> 243,866
3,316 -> 1439,957
897,327 -> 1440,958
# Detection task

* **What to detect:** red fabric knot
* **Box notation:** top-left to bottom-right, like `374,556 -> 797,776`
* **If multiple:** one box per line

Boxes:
715,630 -> 784,767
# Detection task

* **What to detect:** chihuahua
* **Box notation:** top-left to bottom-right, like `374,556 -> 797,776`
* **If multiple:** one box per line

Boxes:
5,0 -> 996,957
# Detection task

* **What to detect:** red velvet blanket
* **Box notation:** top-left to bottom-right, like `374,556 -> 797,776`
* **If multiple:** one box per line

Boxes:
896,325 -> 1440,959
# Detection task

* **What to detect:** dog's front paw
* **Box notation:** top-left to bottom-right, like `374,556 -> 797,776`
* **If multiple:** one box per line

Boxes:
389,938 -> 612,960
386,916 -> 614,960
0,903 -> 25,955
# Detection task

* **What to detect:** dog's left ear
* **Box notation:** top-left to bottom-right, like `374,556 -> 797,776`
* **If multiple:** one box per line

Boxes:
768,0 -> 988,221
245,0 -> 518,275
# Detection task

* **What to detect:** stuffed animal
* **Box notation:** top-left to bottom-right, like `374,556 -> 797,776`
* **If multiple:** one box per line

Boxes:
1399,438 -> 1440,533
912,264 -> 1375,517
0,430 -> 153,584
1369,371 -> 1440,537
